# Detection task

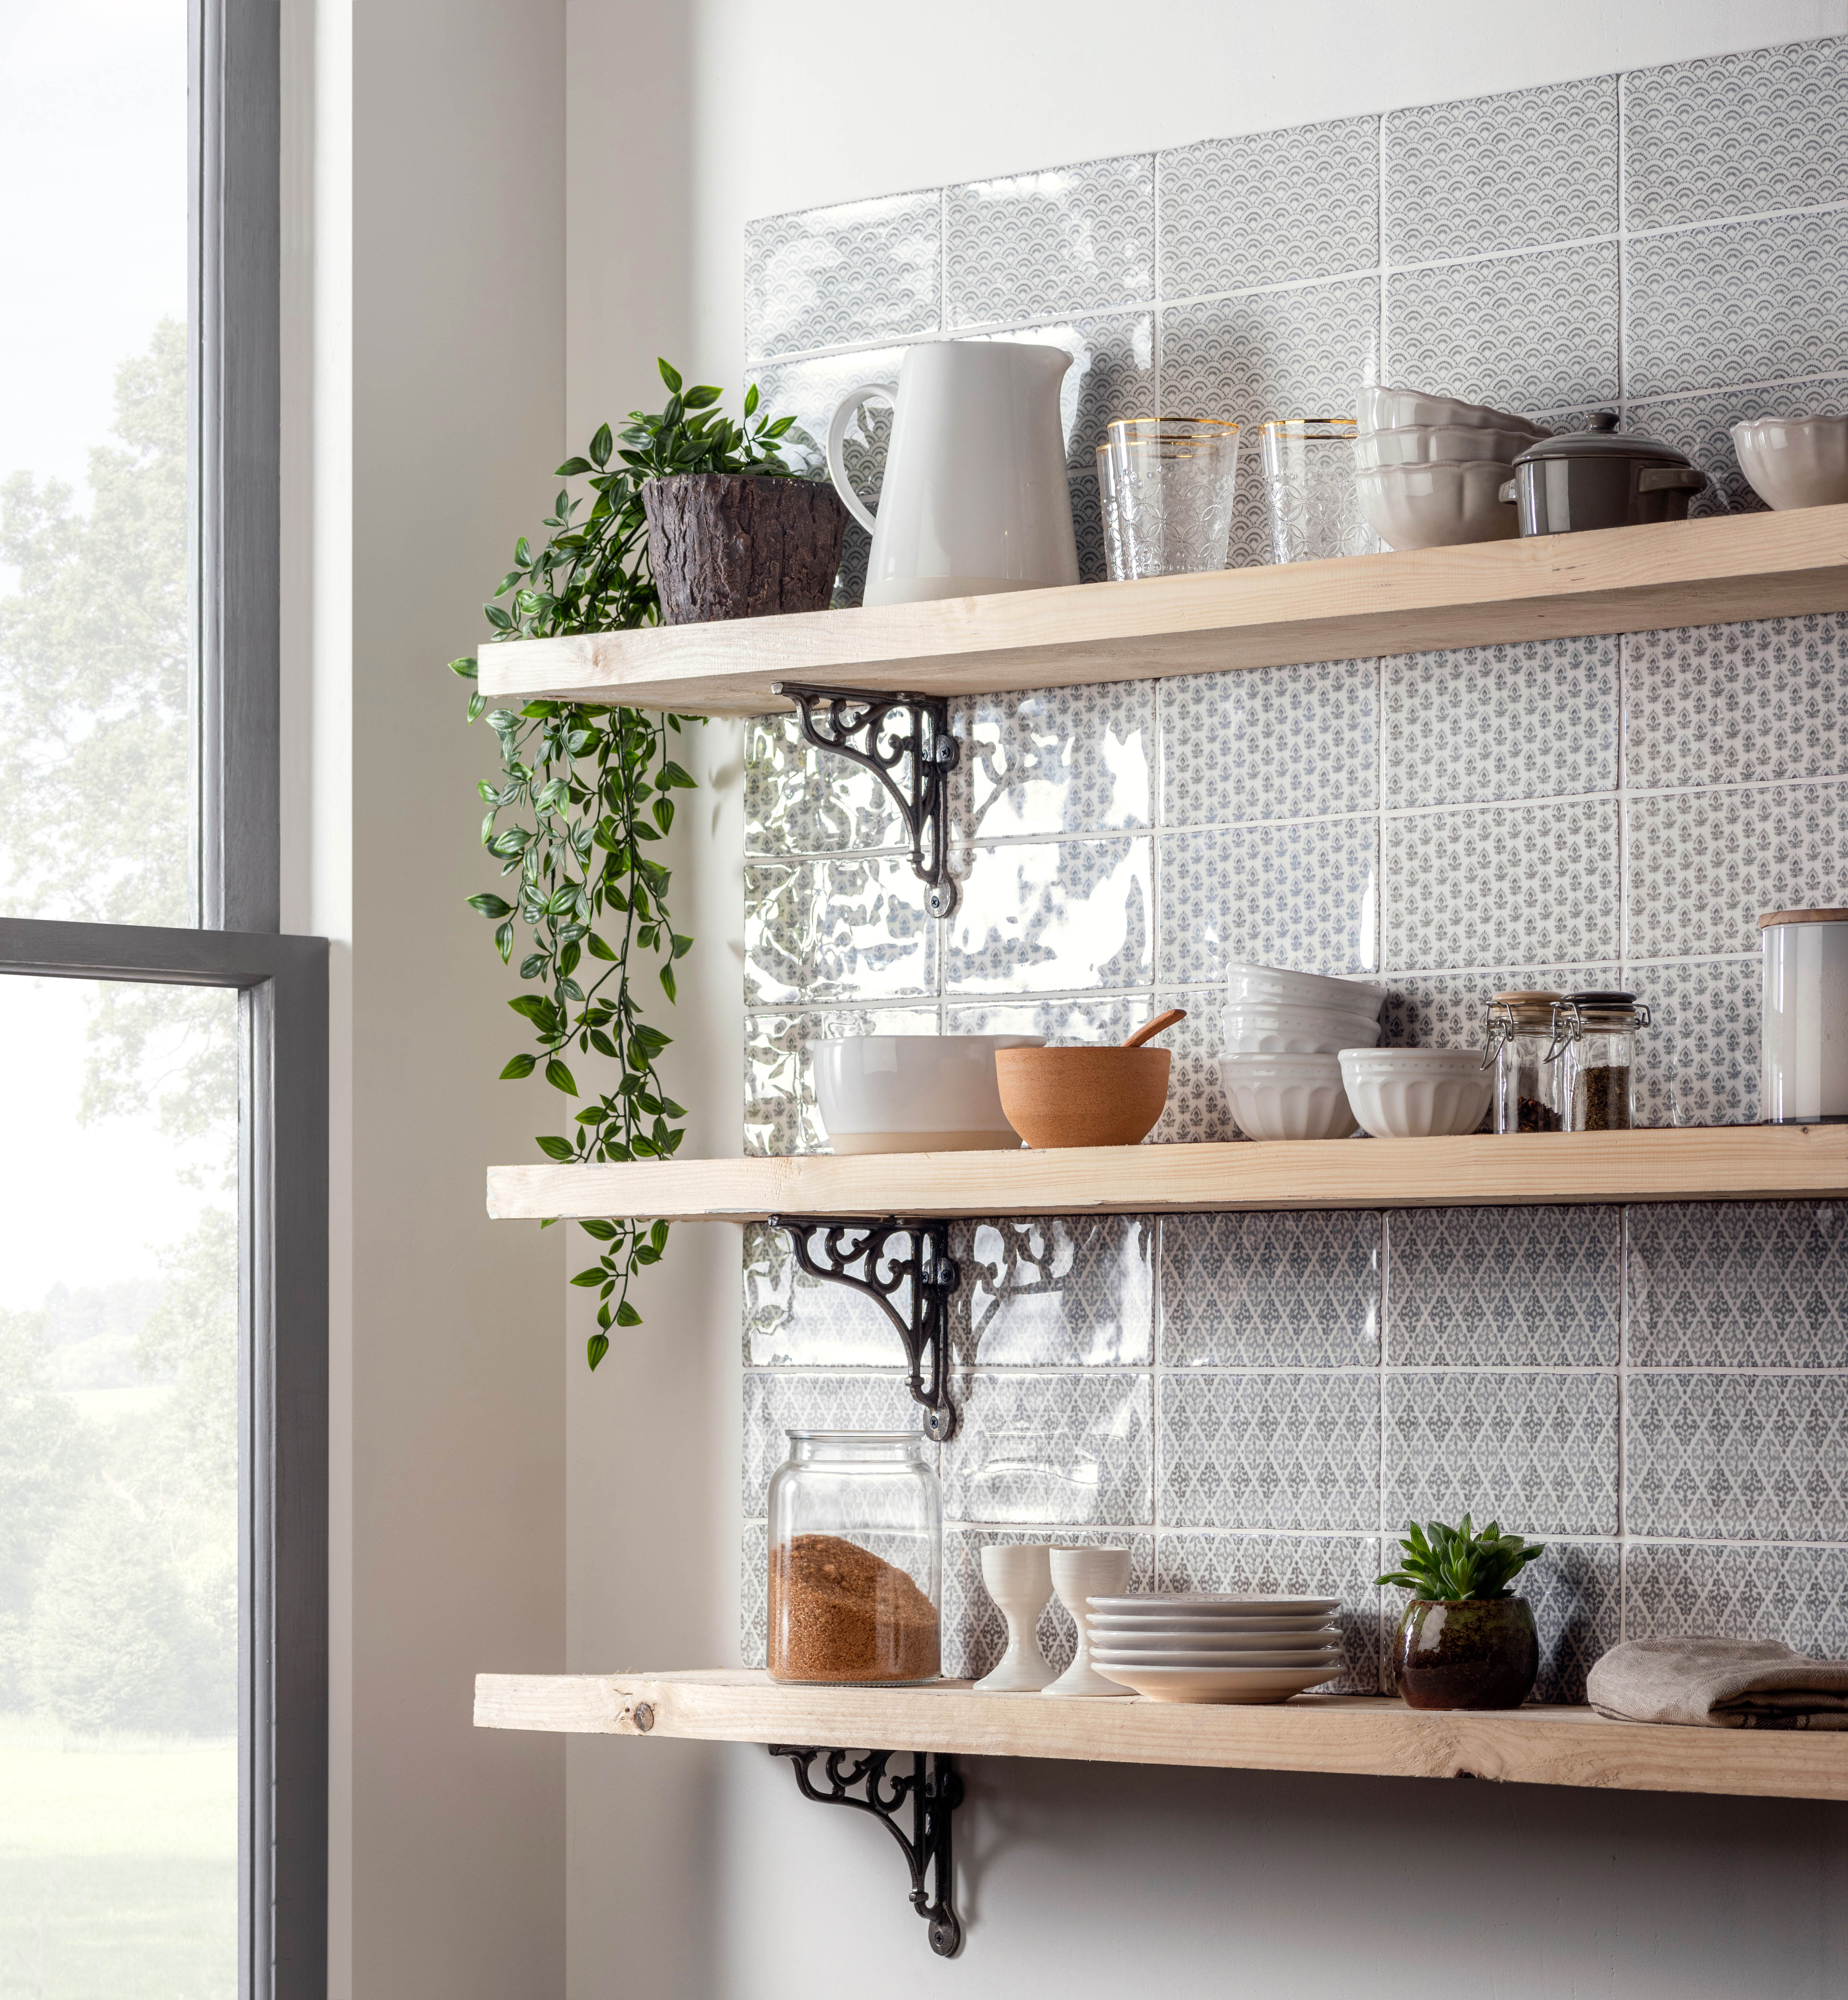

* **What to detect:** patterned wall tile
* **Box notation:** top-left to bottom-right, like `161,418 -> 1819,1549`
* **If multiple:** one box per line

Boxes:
742,1371 -> 927,1516
942,1527 -> 1155,1682
1158,116 -> 1380,300
1160,659 -> 1378,828
1630,378 -> 1848,520
1387,241 -> 1619,414
1222,456 -> 1275,572
1517,1539 -> 1623,1703
745,854 -> 937,1005
944,995 -> 1142,1043
744,1005 -> 941,1157
944,1372 -> 1153,1525
1148,990 -> 1241,1146
1156,1532 -> 1383,1693
745,710 -> 905,857
1387,1206 -> 1622,1368
1384,798 -> 1620,972
1625,616 -> 1848,792
945,155 -> 1155,327
1626,1540 -> 1848,1658
1161,1211 -> 1381,1367
747,344 -> 905,490
1627,208 -> 1848,400
1629,1202 -> 1848,1369
953,1215 -> 1157,1367
1384,76 -> 1617,262
741,1520 -> 768,1669
953,681 -> 1155,844
744,1219 -> 916,1367
1158,818 -> 1380,986
1385,1372 -> 1619,1537
1627,1372 -> 1848,1540
1382,637 -> 1619,809
1160,276 -> 1381,426
745,193 -> 941,361
1070,469 -> 1111,584
1160,1372 -> 1380,1531
1624,956 -> 1760,1129
1378,962 -> 1603,1051
985,315 -> 1155,470
947,836 -> 1153,993
1626,36 -> 1848,231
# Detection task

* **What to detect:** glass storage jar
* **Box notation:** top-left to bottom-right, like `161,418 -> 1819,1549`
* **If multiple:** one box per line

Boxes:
1760,907 -> 1848,1123
1483,990 -> 1565,1133
1547,991 -> 1652,1132
767,1430 -> 942,1684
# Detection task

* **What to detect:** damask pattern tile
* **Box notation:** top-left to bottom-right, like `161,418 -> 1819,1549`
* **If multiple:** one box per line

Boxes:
1156,1532 -> 1383,1693
944,1372 -> 1153,1525
745,193 -> 941,361
942,1527 -> 1155,1682
953,1215 -> 1156,1368
741,1372 -> 925,1516
740,1521 -> 768,1669
1378,963 -> 1603,1051
1158,819 -> 1380,987
1624,957 -> 1759,1129
1385,1372 -> 1619,1537
743,1218 -> 918,1367
943,996 -> 1141,1044
1626,1541 -> 1848,1659
744,1005 -> 940,1157
1384,798 -> 1619,972
1627,1373 -> 1848,1541
1384,76 -> 1618,263
1160,1211 -> 1381,1367
745,710 -> 905,857
1626,208 -> 1848,400
1382,637 -> 1619,809
745,854 -> 937,1005
1625,36 -> 1848,231
1387,242 -> 1620,414
947,837 -> 1153,994
1509,1539 -> 1622,1703
1159,276 -> 1381,427
1629,1202 -> 1848,1369
1630,379 -> 1848,520
1147,991 -> 1241,1146
945,155 -> 1155,327
1160,659 -> 1378,829
1158,116 -> 1380,300
1160,1372 -> 1380,1532
984,315 -> 1155,470
952,681 -> 1154,843
1387,1207 -> 1621,1368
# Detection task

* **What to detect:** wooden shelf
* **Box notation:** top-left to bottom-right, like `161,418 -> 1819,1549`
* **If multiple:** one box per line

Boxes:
474,1669 -> 1848,1803
474,505 -> 1848,716
487,1125 -> 1848,1224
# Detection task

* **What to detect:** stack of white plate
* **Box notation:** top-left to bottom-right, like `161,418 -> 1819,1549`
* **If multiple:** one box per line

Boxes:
1084,1593 -> 1345,1704
1218,964 -> 1386,1141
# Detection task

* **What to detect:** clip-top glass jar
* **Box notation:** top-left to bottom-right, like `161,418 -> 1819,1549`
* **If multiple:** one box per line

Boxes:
1547,991 -> 1652,1132
768,1430 -> 941,1684
1482,990 -> 1565,1133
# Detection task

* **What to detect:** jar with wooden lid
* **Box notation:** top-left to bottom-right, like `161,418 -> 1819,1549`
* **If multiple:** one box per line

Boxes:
1546,991 -> 1652,1132
1482,990 -> 1565,1133
1761,908 -> 1848,1123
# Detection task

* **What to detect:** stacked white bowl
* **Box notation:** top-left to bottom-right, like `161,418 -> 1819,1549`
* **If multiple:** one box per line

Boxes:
1084,1592 -> 1345,1705
1356,383 -> 1549,550
1218,963 -> 1387,1140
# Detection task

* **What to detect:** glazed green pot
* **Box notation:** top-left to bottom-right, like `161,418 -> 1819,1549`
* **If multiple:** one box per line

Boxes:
1393,1597 -> 1538,1710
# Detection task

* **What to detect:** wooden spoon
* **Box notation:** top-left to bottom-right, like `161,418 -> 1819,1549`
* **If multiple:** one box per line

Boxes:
1122,1007 -> 1187,1049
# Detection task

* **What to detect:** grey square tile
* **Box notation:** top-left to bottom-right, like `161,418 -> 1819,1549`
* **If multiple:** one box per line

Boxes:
1158,116 -> 1380,299
953,682 -> 1154,844
1160,276 -> 1381,425
1160,1372 -> 1379,1532
1386,1207 -> 1621,1368
1384,798 -> 1620,972
983,315 -> 1155,470
1624,957 -> 1760,1129
1149,990 -> 1242,1146
742,1372 -> 926,1516
947,837 -> 1153,994
1070,469 -> 1111,584
745,710 -> 906,857
1626,779 -> 1848,959
943,996 -> 1143,1043
1384,77 -> 1618,263
1625,615 -> 1848,791
1385,1372 -> 1619,1538
745,853 -> 938,1006
1520,1539 -> 1623,1703
953,1215 -> 1156,1368
1628,1373 -> 1848,1541
743,1005 -> 940,1157
1388,242 -> 1619,414
1629,1202 -> 1848,1369
1379,962 -> 1605,1051
1158,819 -> 1380,986
1161,1212 -> 1381,1367
1625,1541 -> 1848,1658
944,1372 -> 1152,1526
744,1218 -> 920,1368
942,1527 -> 1155,1681
1629,379 -> 1848,520
741,1520 -> 767,1669
945,155 -> 1155,327
1626,36 -> 1848,231
1383,637 -> 1620,810
1156,1532 -> 1383,1693
745,193 -> 942,361
1626,208 -> 1848,400
1160,659 -> 1378,828
1222,454 -> 1275,572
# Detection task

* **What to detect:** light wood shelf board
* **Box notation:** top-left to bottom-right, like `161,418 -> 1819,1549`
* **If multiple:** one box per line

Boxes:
474,506 -> 1848,716
473,1669 -> 1848,1803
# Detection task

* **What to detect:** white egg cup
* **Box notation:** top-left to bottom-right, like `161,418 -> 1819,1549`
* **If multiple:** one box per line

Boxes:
1042,1547 -> 1134,1698
973,1544 -> 1056,1693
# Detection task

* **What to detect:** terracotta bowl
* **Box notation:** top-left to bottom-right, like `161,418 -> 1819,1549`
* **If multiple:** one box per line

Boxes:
993,1046 -> 1171,1148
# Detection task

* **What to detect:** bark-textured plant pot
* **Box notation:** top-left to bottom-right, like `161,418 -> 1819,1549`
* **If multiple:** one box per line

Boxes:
993,1046 -> 1170,1148
1393,1597 -> 1538,1710
642,473 -> 848,625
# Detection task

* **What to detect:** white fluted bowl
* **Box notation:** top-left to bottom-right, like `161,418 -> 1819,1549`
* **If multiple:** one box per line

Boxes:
1224,962 -> 1388,1016
1337,1048 -> 1494,1139
1220,1001 -> 1384,1055
1217,1054 -> 1359,1141
1359,384 -> 1549,436
1732,415 -> 1848,510
1357,461 -> 1518,550
1354,421 -> 1539,468
813,1034 -> 1043,1152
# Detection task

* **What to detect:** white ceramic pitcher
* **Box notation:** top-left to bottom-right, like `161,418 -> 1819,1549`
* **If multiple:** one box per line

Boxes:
826,340 -> 1079,607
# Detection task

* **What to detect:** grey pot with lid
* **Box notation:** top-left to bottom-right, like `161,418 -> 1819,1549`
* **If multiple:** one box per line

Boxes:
1497,412 -> 1707,535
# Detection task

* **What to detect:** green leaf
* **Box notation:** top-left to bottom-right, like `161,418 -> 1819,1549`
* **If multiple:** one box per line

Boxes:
589,424 -> 613,468
682,383 -> 722,409
578,1218 -> 618,1241
615,1300 -> 643,1327
545,1058 -> 579,1094
743,381 -> 760,417
586,932 -> 618,961
659,964 -> 676,1003
657,357 -> 684,392
468,891 -> 513,919
658,760 -> 697,790
509,993 -> 553,1025
570,1267 -> 605,1287
535,1135 -> 575,1162
448,655 -> 479,680
586,1332 -> 609,1370
494,921 -> 514,963
499,1053 -> 537,1079
556,456 -> 593,475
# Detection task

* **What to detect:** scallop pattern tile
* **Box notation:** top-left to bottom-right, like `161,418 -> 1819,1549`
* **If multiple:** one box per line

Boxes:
953,1215 -> 1157,1368
945,155 -> 1155,327
1155,1532 -> 1383,1693
745,192 -> 941,361
1629,378 -> 1848,521
983,314 -> 1155,471
1160,1211 -> 1381,1367
942,1527 -> 1155,1682
952,681 -> 1155,843
947,837 -> 1153,994
1159,1372 -> 1380,1532
944,1372 -> 1153,1526
1158,277 -> 1381,427
740,1521 -> 768,1669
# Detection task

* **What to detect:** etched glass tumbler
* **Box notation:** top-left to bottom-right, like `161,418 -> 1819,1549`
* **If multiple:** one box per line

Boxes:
1260,416 -> 1377,562
1104,418 -> 1240,577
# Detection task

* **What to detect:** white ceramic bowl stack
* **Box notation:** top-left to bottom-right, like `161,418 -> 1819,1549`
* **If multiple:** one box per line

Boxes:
1355,384 -> 1548,550
1084,1593 -> 1346,1704
1217,963 -> 1386,1140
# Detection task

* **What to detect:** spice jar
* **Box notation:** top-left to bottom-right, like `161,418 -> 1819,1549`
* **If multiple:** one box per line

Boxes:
1547,991 -> 1652,1132
767,1430 -> 941,1684
1483,990 -> 1566,1133
1760,908 -> 1848,1123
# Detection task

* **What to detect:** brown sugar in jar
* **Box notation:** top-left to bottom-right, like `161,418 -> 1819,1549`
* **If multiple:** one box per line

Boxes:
769,1533 -> 940,1683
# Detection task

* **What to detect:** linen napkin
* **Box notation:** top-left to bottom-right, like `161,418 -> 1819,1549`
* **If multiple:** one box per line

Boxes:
1588,1637 -> 1848,1729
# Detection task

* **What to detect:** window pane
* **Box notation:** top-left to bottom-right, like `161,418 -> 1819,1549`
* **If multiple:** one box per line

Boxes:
0,975 -> 239,1996
0,1 -> 192,925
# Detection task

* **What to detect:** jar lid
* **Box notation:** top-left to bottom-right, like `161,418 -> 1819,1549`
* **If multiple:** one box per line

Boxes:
1759,907 -> 1848,927
1512,411 -> 1694,468
1564,989 -> 1636,1005
1492,989 -> 1565,1004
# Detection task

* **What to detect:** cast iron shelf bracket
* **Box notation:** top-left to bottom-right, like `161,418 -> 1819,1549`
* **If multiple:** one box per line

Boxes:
769,1216 -> 959,1440
767,1746 -> 963,1957
769,681 -> 960,917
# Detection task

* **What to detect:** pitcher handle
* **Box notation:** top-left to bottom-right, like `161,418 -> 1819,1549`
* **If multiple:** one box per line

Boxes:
826,382 -> 897,537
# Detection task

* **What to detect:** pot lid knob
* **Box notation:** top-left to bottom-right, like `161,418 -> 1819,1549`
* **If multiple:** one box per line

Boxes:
1585,411 -> 1619,431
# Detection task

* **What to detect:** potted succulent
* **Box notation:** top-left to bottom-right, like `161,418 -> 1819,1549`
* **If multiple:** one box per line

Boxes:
1378,1515 -> 1546,1710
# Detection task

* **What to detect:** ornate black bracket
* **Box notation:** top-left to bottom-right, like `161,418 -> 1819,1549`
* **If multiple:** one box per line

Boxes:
770,681 -> 960,917
769,1746 -> 962,1957
771,1216 -> 959,1440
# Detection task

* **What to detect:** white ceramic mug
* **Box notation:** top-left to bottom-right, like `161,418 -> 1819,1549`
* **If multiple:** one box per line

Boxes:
827,340 -> 1079,607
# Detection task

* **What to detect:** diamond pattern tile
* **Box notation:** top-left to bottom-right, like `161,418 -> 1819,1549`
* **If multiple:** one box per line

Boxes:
944,1372 -> 1152,1526
1629,1202 -> 1848,1370
1160,1372 -> 1379,1532
743,1005 -> 941,1157
1161,1211 -> 1381,1367
1518,1539 -> 1623,1704
953,681 -> 1154,844
1156,1532 -> 1383,1693
741,1519 -> 768,1669
741,1372 -> 927,1516
947,836 -> 1153,994
1626,1540 -> 1848,1658
945,155 -> 1154,327
954,1215 -> 1155,1368
942,1527 -> 1155,1682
